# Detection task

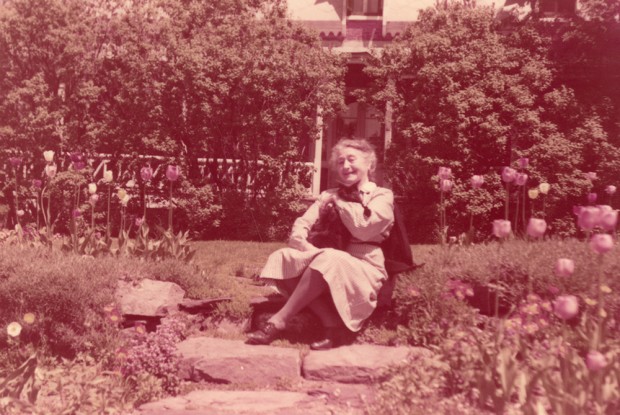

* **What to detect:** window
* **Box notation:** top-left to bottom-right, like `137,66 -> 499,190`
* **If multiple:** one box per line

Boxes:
347,0 -> 383,16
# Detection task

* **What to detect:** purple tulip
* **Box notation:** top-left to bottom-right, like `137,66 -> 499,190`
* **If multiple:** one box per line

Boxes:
517,157 -> 529,169
492,219 -> 511,238
526,218 -> 547,238
589,234 -> 614,254
166,165 -> 180,182
32,179 -> 43,188
515,173 -> 528,186
501,167 -> 517,183
440,179 -> 453,192
437,166 -> 452,180
587,193 -> 597,204
140,166 -> 154,182
72,209 -> 82,218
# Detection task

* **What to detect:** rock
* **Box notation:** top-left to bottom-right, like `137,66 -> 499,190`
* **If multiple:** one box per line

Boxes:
115,279 -> 185,317
139,390 -> 332,415
176,337 -> 301,386
302,344 -> 427,383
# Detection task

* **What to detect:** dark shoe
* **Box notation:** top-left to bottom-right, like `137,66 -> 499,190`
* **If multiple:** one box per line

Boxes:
246,322 -> 282,345
310,327 -> 339,351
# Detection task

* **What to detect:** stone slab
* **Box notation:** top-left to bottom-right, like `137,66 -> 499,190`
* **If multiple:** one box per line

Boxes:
139,390 -> 331,415
302,344 -> 425,383
116,279 -> 185,316
176,337 -> 301,386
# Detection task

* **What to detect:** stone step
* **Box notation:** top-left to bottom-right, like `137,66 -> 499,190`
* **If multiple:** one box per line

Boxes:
138,390 -> 335,415
176,336 -> 431,386
176,337 -> 301,386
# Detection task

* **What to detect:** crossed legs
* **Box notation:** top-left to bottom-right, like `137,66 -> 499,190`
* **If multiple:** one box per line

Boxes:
268,267 -> 342,329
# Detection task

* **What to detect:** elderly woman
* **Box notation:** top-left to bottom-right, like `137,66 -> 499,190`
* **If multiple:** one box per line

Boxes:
247,138 -> 394,350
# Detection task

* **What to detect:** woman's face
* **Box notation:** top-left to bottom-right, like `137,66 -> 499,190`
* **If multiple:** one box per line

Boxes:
336,147 -> 371,186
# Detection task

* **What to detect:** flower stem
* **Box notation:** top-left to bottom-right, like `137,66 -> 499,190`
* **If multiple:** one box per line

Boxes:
168,180 -> 173,232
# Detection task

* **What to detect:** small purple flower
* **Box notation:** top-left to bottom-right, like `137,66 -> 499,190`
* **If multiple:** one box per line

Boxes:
9,157 -> 22,168
72,208 -> 82,218
140,166 -> 154,182
32,179 -> 43,188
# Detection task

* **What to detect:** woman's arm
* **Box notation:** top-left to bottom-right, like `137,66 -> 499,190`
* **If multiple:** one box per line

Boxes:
335,188 -> 394,241
288,192 -> 334,251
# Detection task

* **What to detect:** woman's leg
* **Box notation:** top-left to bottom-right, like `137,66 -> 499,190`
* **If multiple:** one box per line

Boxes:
279,276 -> 342,328
268,267 -> 328,329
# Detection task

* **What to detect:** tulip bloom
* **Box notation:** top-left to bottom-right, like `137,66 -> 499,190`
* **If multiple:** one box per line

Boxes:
471,175 -> 484,189
578,206 -> 601,231
515,173 -> 528,186
166,165 -> 180,181
501,167 -> 516,183
440,179 -> 452,192
437,166 -> 452,180
117,188 -> 127,200
586,351 -> 608,371
7,322 -> 22,337
43,150 -> 55,162
32,179 -> 42,188
103,170 -> 113,183
599,209 -> 618,231
72,209 -> 82,218
554,258 -> 575,277
527,218 -> 547,238
140,166 -> 153,182
23,313 -> 35,324
528,189 -> 539,199
492,219 -> 511,238
587,193 -> 597,204
517,157 -> 529,169
605,185 -> 616,195
45,164 -> 57,178
89,194 -> 99,206
553,295 -> 579,320
539,183 -> 550,194
88,183 -> 97,194
590,234 -> 614,254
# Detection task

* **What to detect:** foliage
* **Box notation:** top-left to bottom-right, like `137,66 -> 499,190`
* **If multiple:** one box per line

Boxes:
363,0 -> 620,243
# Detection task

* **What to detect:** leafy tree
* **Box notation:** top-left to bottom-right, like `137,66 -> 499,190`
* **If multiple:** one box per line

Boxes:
363,0 -> 619,242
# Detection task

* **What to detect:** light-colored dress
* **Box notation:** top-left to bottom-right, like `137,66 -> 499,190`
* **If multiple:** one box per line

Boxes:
259,186 -> 394,332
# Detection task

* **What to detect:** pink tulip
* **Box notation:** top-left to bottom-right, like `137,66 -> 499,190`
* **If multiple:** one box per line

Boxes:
501,167 -> 517,183
527,218 -> 547,238
9,157 -> 22,168
605,185 -> 616,195
32,179 -> 42,188
440,179 -> 453,192
438,166 -> 452,180
585,172 -> 597,181
587,193 -> 597,204
553,295 -> 579,320
166,165 -> 180,182
554,258 -> 575,277
586,351 -> 608,371
589,234 -> 614,254
471,175 -> 484,189
517,157 -> 529,169
492,219 -> 511,238
140,166 -> 153,182
515,173 -> 528,186
599,209 -> 618,231
89,194 -> 99,206
578,206 -> 601,230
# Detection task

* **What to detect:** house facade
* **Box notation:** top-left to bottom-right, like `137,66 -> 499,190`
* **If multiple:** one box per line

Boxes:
285,0 -> 571,195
